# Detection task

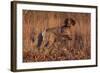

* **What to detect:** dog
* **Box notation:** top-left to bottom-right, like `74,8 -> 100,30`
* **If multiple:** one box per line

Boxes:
31,18 -> 76,48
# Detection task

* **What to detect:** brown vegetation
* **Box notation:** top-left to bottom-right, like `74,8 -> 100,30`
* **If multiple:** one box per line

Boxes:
23,10 -> 91,62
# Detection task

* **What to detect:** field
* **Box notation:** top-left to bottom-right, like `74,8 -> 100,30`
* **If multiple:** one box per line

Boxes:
23,10 -> 91,62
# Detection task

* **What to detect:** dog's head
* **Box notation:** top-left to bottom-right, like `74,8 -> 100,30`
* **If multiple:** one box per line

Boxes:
63,18 -> 76,28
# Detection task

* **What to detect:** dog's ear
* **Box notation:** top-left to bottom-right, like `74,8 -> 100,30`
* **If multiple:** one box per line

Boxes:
70,18 -> 76,26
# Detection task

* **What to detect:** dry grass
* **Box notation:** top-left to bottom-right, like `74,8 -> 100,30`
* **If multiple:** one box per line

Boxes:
23,10 -> 91,62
